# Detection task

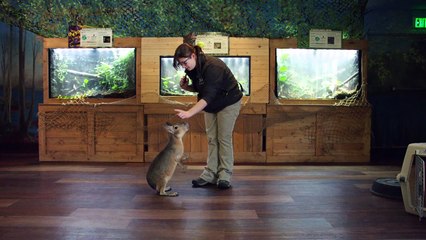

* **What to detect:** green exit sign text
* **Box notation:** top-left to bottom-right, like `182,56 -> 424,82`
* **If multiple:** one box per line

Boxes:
414,17 -> 426,28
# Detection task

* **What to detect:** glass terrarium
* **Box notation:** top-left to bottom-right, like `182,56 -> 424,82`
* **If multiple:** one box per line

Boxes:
160,56 -> 250,96
276,48 -> 361,100
49,48 -> 136,98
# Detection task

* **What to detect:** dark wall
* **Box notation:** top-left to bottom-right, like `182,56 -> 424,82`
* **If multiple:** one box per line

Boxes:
365,0 -> 426,164
0,22 -> 43,154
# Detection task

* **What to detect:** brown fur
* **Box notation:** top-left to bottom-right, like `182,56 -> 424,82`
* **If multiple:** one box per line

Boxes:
146,122 -> 189,197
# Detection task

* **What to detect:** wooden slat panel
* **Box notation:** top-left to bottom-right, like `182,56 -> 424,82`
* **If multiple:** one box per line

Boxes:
95,136 -> 136,145
235,152 -> 266,163
237,115 -> 264,152
141,37 -> 182,103
43,152 -> 87,161
145,112 -> 264,163
186,114 -> 206,153
38,105 -> 47,159
45,129 -> 85,138
136,106 -> 145,161
230,38 -> 269,104
39,104 -> 144,162
46,137 -> 87,145
46,141 -> 87,152
233,116 -> 245,152
271,140 -> 315,155
266,105 -> 370,163
95,144 -> 136,152
95,131 -> 137,139
93,107 -> 142,161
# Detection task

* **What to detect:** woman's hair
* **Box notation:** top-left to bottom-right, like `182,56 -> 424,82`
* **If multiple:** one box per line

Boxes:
173,43 -> 203,70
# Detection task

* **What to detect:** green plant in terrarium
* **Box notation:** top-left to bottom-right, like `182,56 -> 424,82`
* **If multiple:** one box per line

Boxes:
161,70 -> 196,96
277,52 -> 314,98
50,61 -> 69,97
82,78 -> 89,90
95,50 -> 135,93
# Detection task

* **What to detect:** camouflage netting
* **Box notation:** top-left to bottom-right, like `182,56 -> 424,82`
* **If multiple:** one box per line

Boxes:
0,0 -> 366,45
334,83 -> 370,107
38,99 -> 116,135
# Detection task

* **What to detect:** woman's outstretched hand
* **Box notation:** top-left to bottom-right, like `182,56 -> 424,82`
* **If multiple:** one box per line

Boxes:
175,109 -> 192,119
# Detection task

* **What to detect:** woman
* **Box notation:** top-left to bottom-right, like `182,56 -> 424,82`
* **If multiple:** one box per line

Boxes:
173,43 -> 243,189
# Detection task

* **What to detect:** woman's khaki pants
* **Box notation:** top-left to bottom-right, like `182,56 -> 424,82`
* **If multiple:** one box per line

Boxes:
199,100 -> 241,183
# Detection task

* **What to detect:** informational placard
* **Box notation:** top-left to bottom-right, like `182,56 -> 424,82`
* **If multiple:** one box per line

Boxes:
309,29 -> 342,49
195,32 -> 229,55
80,28 -> 113,48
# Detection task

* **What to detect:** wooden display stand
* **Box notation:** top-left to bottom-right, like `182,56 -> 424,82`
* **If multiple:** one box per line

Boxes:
42,37 -> 141,104
39,37 -> 269,163
39,38 -> 143,162
39,36 -> 371,163
266,38 -> 371,163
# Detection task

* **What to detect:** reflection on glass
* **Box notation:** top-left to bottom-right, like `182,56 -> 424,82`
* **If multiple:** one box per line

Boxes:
160,56 -> 250,96
276,48 -> 360,99
49,48 -> 136,98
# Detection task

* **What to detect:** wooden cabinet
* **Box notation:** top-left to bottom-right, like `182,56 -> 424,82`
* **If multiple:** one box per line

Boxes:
38,104 -> 144,162
143,103 -> 266,164
39,37 -> 371,163
266,105 -> 371,163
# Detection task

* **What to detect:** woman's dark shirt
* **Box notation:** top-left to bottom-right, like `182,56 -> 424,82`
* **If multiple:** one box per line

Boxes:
186,54 -> 243,113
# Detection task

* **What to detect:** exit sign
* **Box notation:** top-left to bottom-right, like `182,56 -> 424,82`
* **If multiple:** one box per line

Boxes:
414,17 -> 426,28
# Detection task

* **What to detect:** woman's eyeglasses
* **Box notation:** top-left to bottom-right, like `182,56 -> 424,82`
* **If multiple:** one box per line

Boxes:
179,57 -> 191,67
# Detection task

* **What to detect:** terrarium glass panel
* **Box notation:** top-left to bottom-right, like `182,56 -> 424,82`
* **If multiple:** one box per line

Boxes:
49,48 -> 136,98
160,56 -> 250,96
276,48 -> 360,99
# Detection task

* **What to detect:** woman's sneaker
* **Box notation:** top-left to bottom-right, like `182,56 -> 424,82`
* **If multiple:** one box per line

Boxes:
217,180 -> 231,189
192,177 -> 211,188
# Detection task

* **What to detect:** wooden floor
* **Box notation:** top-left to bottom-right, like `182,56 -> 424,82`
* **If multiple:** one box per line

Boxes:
0,159 -> 425,239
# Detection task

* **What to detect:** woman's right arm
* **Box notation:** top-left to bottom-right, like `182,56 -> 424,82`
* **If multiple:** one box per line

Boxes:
180,75 -> 195,92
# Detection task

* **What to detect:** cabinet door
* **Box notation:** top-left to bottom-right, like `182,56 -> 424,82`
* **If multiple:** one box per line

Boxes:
266,105 -> 371,163
39,105 -> 89,161
316,107 -> 371,161
39,104 -> 144,162
266,108 -> 316,163
92,105 -> 144,162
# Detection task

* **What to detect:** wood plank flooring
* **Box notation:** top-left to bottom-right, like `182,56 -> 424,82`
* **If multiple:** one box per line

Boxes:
0,161 -> 425,239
